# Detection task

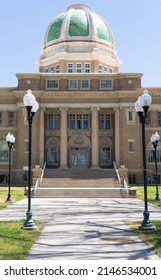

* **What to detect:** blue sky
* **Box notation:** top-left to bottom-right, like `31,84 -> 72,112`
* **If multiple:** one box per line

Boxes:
0,0 -> 161,87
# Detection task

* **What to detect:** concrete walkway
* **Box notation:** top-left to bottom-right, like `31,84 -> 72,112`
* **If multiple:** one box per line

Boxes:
0,198 -> 161,260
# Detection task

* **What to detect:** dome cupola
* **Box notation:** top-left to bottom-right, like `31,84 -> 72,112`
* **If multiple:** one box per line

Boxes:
38,4 -> 121,73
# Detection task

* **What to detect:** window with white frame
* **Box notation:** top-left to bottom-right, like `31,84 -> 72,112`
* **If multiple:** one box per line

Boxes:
56,65 -> 59,73
8,112 -> 15,127
85,63 -> 90,73
104,66 -> 108,73
69,80 -> 78,89
46,80 -> 59,89
147,141 -> 161,163
45,68 -> 48,73
50,66 -> 54,72
0,140 -> 8,164
99,114 -> 111,129
70,114 -> 89,129
100,80 -> 113,89
98,65 -> 102,72
81,80 -> 89,89
109,67 -> 113,73
68,63 -> 73,73
48,114 -> 60,129
76,64 -> 82,73
128,140 -> 134,153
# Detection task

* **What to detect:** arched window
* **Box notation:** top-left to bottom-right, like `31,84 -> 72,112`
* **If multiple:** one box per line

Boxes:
0,140 -> 8,164
147,141 -> 161,163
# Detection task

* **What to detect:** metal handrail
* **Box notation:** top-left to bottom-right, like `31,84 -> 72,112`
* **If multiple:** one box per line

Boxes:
113,161 -> 121,183
40,161 -> 46,184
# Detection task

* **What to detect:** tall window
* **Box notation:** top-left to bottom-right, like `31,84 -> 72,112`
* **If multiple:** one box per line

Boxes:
0,112 -> 2,127
8,112 -> 15,127
128,142 -> 134,153
145,112 -> 151,127
157,112 -> 161,126
85,63 -> 90,73
46,80 -> 59,89
76,64 -> 82,73
100,80 -> 113,89
48,114 -> 60,129
99,114 -> 111,129
98,65 -> 102,72
81,80 -> 89,89
69,80 -> 78,89
100,147 -> 111,165
56,65 -> 59,73
70,114 -> 89,129
68,63 -> 73,73
0,140 -> 8,164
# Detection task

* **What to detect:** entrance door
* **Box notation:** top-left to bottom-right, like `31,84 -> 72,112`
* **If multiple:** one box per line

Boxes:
70,147 -> 89,169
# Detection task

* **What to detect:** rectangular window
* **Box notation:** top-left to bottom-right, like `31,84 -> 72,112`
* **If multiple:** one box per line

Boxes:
128,142 -> 133,152
157,112 -> 161,126
83,114 -> 88,129
77,114 -> 82,129
69,80 -> 78,89
81,80 -> 89,89
48,114 -> 60,129
145,112 -> 151,127
56,65 -> 59,73
45,68 -> 48,73
76,64 -> 82,73
68,63 -> 73,73
8,112 -> 15,127
70,114 -> 89,129
109,67 -> 113,73
128,112 -> 133,121
98,65 -> 102,72
50,66 -> 54,72
70,115 -> 75,129
85,63 -> 90,73
47,80 -> 59,89
104,66 -> 108,73
100,80 -> 113,89
99,114 -> 111,129
0,112 -> 2,127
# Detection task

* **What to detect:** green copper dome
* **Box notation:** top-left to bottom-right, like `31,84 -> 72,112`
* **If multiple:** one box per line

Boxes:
44,4 -> 114,46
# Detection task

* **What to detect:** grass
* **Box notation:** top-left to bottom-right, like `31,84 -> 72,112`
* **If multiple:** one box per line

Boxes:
127,220 -> 161,258
0,186 -> 25,210
136,185 -> 161,208
126,186 -> 161,258
0,220 -> 44,260
0,186 -> 44,260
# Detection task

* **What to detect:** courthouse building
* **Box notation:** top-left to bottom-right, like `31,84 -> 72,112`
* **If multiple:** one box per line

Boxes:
0,4 -> 161,185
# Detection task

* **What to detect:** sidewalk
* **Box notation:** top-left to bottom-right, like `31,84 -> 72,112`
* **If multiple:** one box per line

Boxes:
0,198 -> 161,260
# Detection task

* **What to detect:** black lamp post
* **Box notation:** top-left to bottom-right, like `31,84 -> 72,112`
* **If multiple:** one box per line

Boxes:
135,89 -> 155,230
23,89 -> 39,230
5,133 -> 15,202
151,132 -> 160,201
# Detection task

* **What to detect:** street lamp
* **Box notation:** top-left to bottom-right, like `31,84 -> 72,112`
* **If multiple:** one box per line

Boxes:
5,133 -> 15,202
23,89 -> 39,230
135,89 -> 155,230
151,132 -> 160,201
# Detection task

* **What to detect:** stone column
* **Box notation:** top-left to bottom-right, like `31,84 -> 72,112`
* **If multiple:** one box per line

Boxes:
114,108 -> 120,167
39,108 -> 45,167
91,107 -> 100,169
60,107 -> 68,169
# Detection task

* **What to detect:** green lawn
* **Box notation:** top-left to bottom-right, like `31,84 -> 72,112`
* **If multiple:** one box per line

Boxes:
127,186 -> 161,258
0,186 -> 25,210
0,186 -> 44,260
0,220 -> 44,260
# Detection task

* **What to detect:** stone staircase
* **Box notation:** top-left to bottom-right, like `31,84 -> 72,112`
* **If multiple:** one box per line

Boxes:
32,169 -> 129,198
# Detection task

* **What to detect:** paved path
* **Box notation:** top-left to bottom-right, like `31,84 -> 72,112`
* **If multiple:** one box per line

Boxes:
0,198 -> 161,260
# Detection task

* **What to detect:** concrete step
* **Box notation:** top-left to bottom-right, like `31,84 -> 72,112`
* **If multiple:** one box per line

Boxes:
44,169 -> 116,179
33,187 -> 128,198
